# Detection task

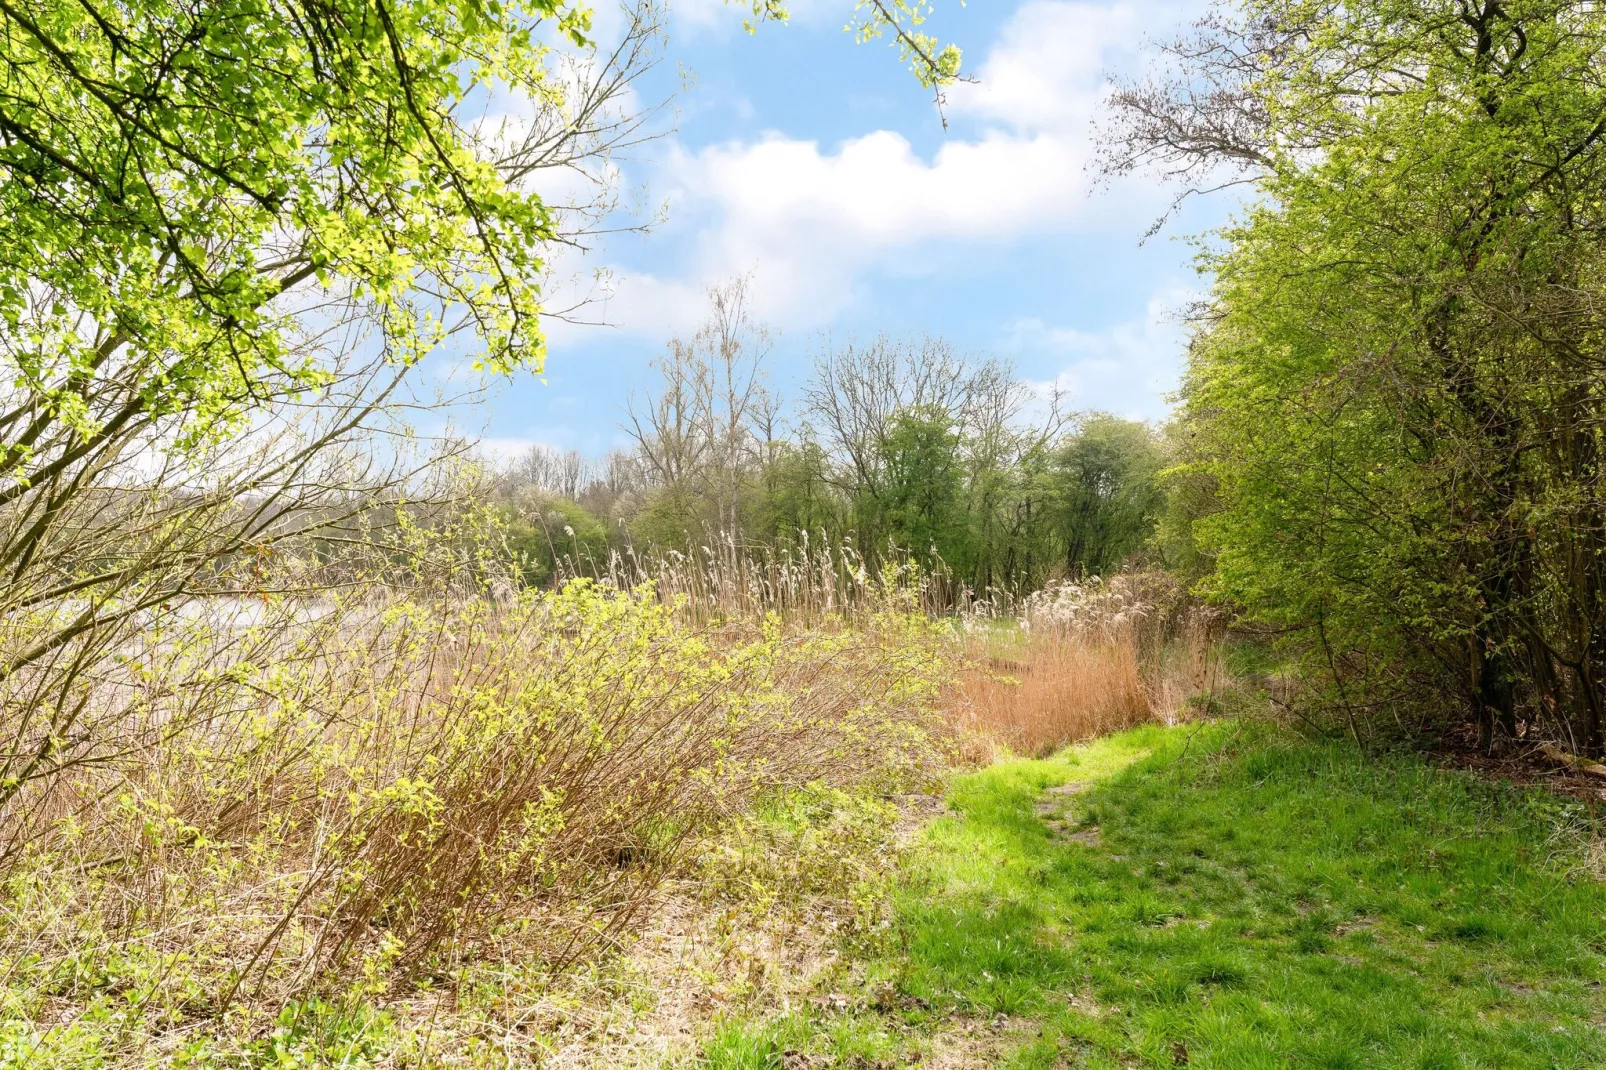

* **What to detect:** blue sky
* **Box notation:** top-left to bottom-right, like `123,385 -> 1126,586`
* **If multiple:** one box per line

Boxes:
446,0 -> 1229,458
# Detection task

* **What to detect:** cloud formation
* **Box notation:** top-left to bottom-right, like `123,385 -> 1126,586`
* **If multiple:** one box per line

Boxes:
570,0 -> 1198,334
1011,285 -> 1200,421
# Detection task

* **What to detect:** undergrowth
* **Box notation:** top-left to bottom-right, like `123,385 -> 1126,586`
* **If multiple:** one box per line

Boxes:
705,719 -> 1606,1069
0,580 -> 953,1067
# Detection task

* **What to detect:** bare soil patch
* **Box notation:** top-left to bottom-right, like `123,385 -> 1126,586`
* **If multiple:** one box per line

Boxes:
1036,781 -> 1102,845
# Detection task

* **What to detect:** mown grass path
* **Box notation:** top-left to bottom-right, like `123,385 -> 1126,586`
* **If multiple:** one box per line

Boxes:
705,721 -> 1606,1068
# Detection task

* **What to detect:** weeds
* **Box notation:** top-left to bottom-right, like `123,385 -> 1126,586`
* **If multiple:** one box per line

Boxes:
954,574 -> 1226,757
0,575 -> 954,1063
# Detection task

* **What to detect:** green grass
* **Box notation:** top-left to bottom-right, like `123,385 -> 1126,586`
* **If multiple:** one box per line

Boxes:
701,720 -> 1606,1068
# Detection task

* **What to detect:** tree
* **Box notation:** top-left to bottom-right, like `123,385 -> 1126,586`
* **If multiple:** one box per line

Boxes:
1053,415 -> 1165,578
874,406 -> 970,572
504,496 -> 610,585
624,277 -> 774,544
0,0 -> 667,803
755,440 -> 843,542
1,0 -> 604,449
961,360 -> 1061,592
803,335 -> 974,550
1108,0 -> 1606,752
735,0 -> 965,117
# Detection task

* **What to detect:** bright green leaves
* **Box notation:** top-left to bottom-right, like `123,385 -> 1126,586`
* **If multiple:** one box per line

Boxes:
848,0 -> 963,91
725,0 -> 963,98
1166,0 -> 1606,733
0,0 -> 587,457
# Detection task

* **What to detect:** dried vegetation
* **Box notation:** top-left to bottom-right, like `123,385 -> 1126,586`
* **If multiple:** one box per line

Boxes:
953,573 -> 1227,757
0,538 -> 1234,1065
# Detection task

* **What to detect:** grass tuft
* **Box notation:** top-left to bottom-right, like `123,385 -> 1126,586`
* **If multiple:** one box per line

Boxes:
705,719 -> 1606,1068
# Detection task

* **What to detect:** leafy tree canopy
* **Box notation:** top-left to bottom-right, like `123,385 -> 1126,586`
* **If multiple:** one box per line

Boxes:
1,0 -> 965,470
1111,0 -> 1606,749
0,0 -> 601,468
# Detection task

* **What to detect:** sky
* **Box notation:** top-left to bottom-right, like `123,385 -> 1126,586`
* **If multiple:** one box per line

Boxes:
440,0 -> 1229,460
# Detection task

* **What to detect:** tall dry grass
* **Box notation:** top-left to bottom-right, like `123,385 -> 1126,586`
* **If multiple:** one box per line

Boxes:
562,540 -> 1231,762
549,531 -> 997,627
0,574 -> 953,1057
953,574 -> 1226,757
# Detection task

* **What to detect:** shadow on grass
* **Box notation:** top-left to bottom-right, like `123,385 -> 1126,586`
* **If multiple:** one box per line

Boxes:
703,720 -> 1606,1069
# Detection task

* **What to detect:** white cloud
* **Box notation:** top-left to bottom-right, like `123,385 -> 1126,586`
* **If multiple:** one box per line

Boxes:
953,0 -> 1147,132
681,127 -> 1089,243
1012,286 -> 1198,420
582,0 -> 1204,333
536,266 -> 708,343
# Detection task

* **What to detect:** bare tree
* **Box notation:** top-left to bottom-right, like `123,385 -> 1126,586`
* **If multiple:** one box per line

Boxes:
626,339 -> 715,491
623,277 -> 774,536
1094,6 -> 1297,234
701,278 -> 775,534
497,0 -> 682,327
802,335 -> 975,501
510,445 -> 594,498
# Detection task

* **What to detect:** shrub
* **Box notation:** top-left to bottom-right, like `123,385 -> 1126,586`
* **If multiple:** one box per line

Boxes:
0,580 -> 953,1040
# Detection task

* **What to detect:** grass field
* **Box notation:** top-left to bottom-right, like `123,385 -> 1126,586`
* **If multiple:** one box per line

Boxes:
703,721 -> 1606,1068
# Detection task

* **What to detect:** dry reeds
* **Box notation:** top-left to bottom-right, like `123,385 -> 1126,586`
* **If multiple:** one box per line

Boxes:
956,626 -> 1151,756
550,531 -> 996,628
952,573 -> 1226,757
0,578 -> 953,1049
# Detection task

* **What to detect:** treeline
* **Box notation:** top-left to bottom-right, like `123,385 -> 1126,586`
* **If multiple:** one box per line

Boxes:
1106,0 -> 1606,755
489,283 -> 1171,595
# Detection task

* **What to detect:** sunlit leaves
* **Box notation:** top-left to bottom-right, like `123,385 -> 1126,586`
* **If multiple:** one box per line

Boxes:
0,0 -> 587,457
1170,0 -> 1606,737
724,0 -> 963,98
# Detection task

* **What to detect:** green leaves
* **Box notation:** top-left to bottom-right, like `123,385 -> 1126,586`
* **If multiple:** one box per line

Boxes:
1164,0 -> 1606,740
0,0 -> 585,456
724,0 -> 963,100
849,0 -> 963,91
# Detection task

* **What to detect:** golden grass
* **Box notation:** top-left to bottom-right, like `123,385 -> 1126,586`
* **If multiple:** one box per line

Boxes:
955,628 -> 1153,757
950,574 -> 1227,758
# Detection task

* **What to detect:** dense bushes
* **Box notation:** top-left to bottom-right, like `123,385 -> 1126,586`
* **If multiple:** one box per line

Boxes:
0,581 -> 953,1058
1110,0 -> 1606,752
